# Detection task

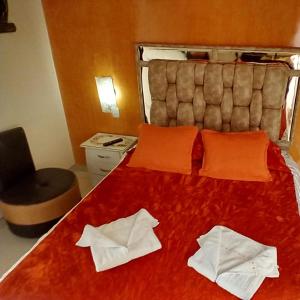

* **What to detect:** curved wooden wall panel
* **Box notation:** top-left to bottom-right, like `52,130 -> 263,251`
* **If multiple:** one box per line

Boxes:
42,0 -> 300,164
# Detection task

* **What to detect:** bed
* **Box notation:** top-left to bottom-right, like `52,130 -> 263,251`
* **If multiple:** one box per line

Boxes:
1,56 -> 300,300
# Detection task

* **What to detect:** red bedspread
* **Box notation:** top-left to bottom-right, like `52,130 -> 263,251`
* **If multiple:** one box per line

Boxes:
0,151 -> 300,300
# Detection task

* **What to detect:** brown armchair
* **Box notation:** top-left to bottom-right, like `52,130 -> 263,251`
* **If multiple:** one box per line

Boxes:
0,127 -> 81,237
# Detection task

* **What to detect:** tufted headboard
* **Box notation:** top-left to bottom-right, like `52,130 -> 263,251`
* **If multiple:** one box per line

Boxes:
148,60 -> 290,142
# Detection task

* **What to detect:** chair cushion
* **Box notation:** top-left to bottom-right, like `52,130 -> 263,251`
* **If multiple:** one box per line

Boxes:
0,127 -> 35,193
0,168 -> 76,205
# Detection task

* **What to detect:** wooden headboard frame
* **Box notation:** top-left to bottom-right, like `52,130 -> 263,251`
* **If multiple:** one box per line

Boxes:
135,44 -> 300,148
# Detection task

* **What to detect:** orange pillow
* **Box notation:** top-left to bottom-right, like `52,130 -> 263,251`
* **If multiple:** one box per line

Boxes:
128,124 -> 198,174
199,130 -> 272,182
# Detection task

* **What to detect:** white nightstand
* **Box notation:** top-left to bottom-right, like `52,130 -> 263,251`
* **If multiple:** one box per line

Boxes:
80,133 -> 137,186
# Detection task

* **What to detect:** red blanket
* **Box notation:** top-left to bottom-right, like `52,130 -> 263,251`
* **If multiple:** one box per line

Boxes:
0,148 -> 299,300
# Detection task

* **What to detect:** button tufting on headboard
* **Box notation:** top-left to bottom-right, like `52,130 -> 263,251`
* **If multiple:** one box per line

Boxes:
148,60 -> 289,141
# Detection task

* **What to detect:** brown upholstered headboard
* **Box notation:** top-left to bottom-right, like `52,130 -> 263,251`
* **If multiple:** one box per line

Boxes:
148,60 -> 290,141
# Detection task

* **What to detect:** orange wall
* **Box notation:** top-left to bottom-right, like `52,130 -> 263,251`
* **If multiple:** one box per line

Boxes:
42,0 -> 300,164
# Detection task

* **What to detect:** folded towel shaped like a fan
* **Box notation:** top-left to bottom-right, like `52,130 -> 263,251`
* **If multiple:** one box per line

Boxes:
188,226 -> 279,300
76,208 -> 162,271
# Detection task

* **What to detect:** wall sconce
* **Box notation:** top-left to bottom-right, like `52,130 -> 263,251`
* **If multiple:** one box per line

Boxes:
95,76 -> 119,118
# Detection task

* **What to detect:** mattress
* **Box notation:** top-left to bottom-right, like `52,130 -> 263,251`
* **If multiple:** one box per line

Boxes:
0,149 -> 299,300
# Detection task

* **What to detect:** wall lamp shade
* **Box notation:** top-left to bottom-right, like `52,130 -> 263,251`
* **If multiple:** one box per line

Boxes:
95,76 -> 119,118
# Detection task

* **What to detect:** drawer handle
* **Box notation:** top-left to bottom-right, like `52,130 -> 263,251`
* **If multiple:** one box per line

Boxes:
97,154 -> 111,159
99,168 -> 110,173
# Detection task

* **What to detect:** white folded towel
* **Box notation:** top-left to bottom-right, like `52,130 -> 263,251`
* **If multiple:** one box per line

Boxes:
188,226 -> 279,300
76,208 -> 162,271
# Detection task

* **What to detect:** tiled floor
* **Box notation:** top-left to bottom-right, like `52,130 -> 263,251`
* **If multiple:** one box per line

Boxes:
0,166 -> 93,277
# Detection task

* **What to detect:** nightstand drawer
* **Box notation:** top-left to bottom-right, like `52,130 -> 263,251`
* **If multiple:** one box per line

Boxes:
86,148 -> 121,175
